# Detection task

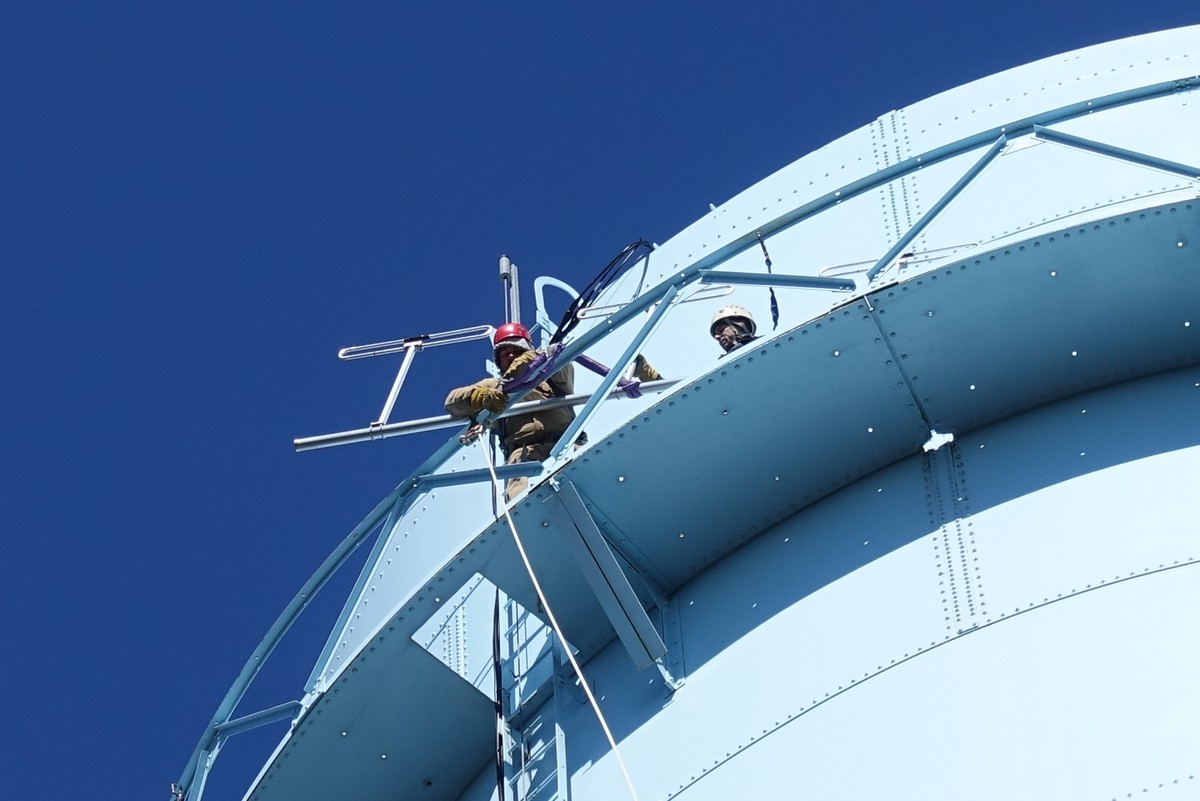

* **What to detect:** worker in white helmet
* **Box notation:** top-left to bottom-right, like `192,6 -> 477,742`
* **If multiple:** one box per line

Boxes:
709,305 -> 758,354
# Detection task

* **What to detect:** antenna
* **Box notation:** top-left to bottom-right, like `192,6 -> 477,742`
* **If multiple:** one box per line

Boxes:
336,325 -> 494,430
297,253 -> 526,452
499,254 -> 520,324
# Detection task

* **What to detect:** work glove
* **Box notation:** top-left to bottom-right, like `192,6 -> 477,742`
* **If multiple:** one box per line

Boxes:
469,386 -> 508,414
633,354 -> 661,382
502,350 -> 538,379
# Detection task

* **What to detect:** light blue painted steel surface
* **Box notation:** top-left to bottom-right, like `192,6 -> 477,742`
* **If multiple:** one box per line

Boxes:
870,203 -> 1200,434
177,25 -> 1200,801
239,202 -> 1200,801
560,369 -> 1200,801
250,643 -> 495,801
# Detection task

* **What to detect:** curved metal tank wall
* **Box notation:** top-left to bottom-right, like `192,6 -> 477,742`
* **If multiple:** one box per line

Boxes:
208,25 -> 1199,801
310,24 -> 1200,694
458,365 -> 1199,801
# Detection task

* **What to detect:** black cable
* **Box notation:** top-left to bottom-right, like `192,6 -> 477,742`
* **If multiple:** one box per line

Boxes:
550,240 -> 654,345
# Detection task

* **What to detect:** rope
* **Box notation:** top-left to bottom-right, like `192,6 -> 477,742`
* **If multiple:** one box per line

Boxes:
478,438 -> 641,801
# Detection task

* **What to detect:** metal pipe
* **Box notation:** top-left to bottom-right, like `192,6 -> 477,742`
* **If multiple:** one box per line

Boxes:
294,379 -> 682,452
338,325 -> 493,360
375,343 -> 420,426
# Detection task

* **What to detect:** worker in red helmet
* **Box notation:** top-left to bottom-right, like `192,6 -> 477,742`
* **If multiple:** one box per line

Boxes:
445,322 -> 575,499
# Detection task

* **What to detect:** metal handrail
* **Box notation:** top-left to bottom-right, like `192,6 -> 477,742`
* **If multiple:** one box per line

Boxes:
672,75 -> 1200,287
175,486 -> 405,800
293,379 -> 682,452
818,243 -> 980,277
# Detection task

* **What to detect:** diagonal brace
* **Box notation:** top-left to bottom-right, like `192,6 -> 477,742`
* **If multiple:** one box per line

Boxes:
867,134 -> 1008,281
542,481 -> 669,673
1033,125 -> 1200,179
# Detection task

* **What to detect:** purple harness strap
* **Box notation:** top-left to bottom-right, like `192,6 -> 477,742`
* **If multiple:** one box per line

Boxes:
575,353 -> 643,398
502,347 -> 643,398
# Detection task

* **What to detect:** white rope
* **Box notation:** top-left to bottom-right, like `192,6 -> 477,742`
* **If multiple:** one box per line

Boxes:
480,439 -> 641,801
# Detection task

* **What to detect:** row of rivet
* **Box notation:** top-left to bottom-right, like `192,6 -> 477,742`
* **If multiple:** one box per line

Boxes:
918,53 -> 1191,133
664,556 -> 1198,799
1109,774 -> 1196,799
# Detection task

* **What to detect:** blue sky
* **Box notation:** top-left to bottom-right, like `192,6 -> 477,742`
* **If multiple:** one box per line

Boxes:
2,3 -> 1196,800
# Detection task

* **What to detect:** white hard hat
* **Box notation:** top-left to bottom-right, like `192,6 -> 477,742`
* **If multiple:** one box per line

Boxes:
710,304 -> 756,336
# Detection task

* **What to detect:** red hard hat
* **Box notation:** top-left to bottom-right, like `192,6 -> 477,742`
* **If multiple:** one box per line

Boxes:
493,322 -> 532,347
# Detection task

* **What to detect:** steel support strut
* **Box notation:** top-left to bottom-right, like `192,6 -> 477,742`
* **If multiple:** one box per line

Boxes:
543,479 -> 681,689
